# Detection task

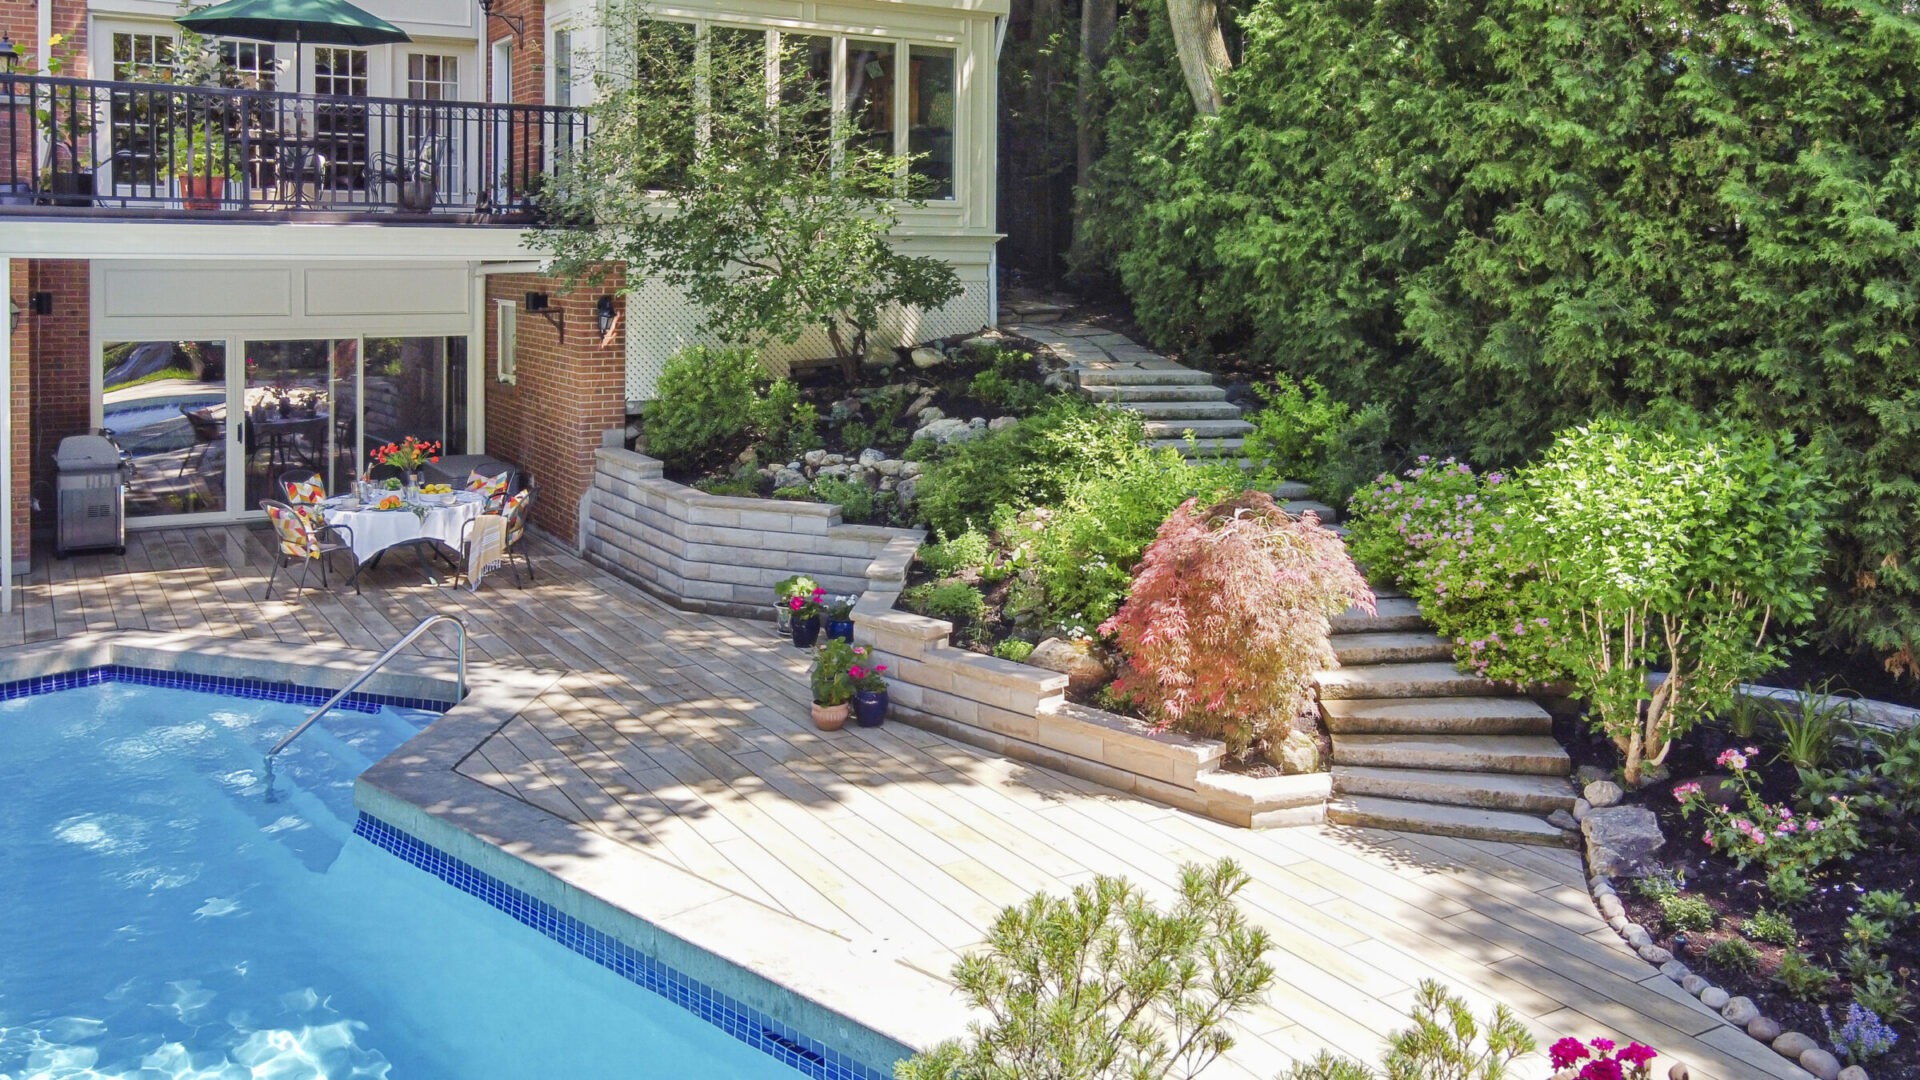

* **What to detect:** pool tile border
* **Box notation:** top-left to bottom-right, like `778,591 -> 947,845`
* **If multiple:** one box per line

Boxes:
0,664 -> 452,714
354,813 -> 887,1080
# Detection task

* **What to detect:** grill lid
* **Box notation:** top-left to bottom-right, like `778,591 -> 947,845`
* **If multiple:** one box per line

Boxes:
54,434 -> 125,470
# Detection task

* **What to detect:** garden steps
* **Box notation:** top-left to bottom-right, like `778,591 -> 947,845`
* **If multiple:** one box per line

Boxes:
1329,732 -> 1570,775
1282,499 -> 1340,523
1331,766 -> 1574,813
1140,417 -> 1258,440
1150,436 -> 1245,457
1330,597 -> 1426,633
1320,696 -> 1553,736
1315,661 -> 1509,700
1073,366 -> 1217,386
1081,383 -> 1230,403
1327,795 -> 1579,848
1330,631 -> 1455,665
1105,400 -> 1247,422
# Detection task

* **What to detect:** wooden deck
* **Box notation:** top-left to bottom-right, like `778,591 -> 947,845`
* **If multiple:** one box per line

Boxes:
0,525 -> 1804,1080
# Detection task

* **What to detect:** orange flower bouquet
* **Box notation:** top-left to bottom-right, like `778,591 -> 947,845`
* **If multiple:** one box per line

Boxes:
370,436 -> 442,473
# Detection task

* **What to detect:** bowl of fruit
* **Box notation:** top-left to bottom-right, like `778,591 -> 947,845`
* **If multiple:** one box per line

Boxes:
420,483 -> 456,506
375,494 -> 406,511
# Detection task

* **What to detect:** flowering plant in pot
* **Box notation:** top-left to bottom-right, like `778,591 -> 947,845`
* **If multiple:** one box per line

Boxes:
787,586 -> 827,647
849,646 -> 889,727
773,574 -> 818,635
809,638 -> 857,730
823,594 -> 856,643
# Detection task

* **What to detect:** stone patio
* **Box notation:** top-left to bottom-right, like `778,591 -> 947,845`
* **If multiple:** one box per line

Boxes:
0,526 -> 1807,1080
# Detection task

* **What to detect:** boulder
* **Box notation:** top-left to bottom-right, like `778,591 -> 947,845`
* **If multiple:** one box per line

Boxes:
900,461 -> 924,479
1581,806 -> 1665,877
913,418 -> 975,444
1548,809 -> 1579,831
910,346 -> 946,369
1720,997 -> 1759,1027
772,467 -> 808,490
1043,371 -> 1076,391
1597,894 -> 1625,920
1799,1049 -> 1842,1080
903,389 -> 938,419
875,458 -> 903,477
895,477 -> 919,505
968,416 -> 988,429
1771,1032 -> 1817,1061
1584,780 -> 1625,808
878,477 -> 897,493
1624,924 -> 1653,949
1576,765 -> 1612,785
823,453 -> 846,466
1699,986 -> 1728,1010
1266,730 -> 1321,776
1638,945 -> 1672,964
1659,960 -> 1689,980
1027,637 -> 1112,696
1680,974 -> 1710,995
857,448 -> 886,468
863,342 -> 901,368
1747,1017 -> 1781,1043
1572,797 -> 1593,821
1838,1067 -> 1870,1080
804,449 -> 828,468
916,406 -> 946,426
1667,1066 -> 1689,1080
988,416 -> 1019,431
817,464 -> 852,480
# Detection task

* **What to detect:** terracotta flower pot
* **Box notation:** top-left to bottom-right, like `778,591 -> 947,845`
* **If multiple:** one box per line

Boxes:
180,174 -> 226,211
810,702 -> 849,731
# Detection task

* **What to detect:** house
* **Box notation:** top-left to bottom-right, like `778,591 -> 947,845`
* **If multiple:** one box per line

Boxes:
1,0 -> 1004,608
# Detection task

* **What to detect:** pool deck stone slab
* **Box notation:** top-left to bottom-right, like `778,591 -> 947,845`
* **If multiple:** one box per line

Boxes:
0,526 -> 1810,1080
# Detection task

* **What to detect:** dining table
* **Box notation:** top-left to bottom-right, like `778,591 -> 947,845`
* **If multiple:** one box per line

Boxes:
317,489 -> 487,585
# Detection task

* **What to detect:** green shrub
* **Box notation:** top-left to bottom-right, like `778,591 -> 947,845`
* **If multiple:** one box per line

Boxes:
1705,938 -> 1761,975
1659,895 -> 1716,934
914,398 -> 1150,537
1859,890 -> 1915,925
1279,981 -> 1534,1080
893,860 -> 1274,1080
1802,723 -> 1920,852
1852,973 -> 1912,1023
1774,951 -> 1836,1001
1241,377 -> 1393,508
1633,869 -> 1684,901
693,475 -> 760,497
1742,909 -> 1798,947
643,345 -> 763,470
918,528 -> 992,578
902,581 -> 986,625
810,477 -> 874,523
749,377 -> 822,460
992,638 -> 1036,663
968,368 -> 1048,413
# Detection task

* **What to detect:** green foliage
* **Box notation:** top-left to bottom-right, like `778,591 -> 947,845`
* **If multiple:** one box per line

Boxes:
992,638 -> 1037,663
1632,868 -> 1684,902
1705,938 -> 1761,975
914,398 -> 1151,537
1852,973 -> 1913,1023
1774,952 -> 1836,1002
1774,688 -> 1846,772
893,860 -> 1275,1080
750,378 -> 823,461
902,581 -> 987,626
810,638 -> 858,707
693,475 -> 760,497
643,345 -> 764,471
918,529 -> 992,579
1279,981 -> 1534,1080
967,368 -> 1049,413
1659,895 -> 1716,934
1859,890 -> 1915,926
1241,377 -> 1392,509
536,9 -> 960,372
1801,721 -> 1920,852
1742,909 -> 1799,948
811,477 -> 875,524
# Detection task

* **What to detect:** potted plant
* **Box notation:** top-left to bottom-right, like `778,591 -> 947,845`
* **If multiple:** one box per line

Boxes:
774,574 -> 818,636
809,638 -> 857,730
786,585 -> 826,648
165,121 -> 243,210
849,646 -> 889,727
823,593 -> 856,643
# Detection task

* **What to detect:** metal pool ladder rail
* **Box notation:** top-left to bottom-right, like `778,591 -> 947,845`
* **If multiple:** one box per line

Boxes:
266,614 -> 467,759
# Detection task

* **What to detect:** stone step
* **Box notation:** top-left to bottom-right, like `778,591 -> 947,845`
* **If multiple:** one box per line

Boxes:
1327,795 -> 1578,848
1315,661 -> 1510,700
1106,400 -> 1246,421
1329,596 -> 1427,633
1272,480 -> 1313,500
1320,695 -> 1553,736
1331,632 -> 1453,666
1152,437 -> 1246,457
1081,383 -> 1229,403
1141,418 -> 1257,440
1330,733 -> 1570,776
1333,766 -> 1575,813
1282,499 -> 1340,523
1076,366 -> 1217,386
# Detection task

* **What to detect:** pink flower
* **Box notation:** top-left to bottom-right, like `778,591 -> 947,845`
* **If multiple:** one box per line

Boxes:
1672,782 -> 1702,803
1619,1043 -> 1658,1067
1806,819 -> 1823,832
1579,1060 -> 1625,1080
1716,748 -> 1749,770
1591,1038 -> 1615,1052
788,597 -> 804,611
848,665 -> 866,680
1550,1037 -> 1592,1069
875,664 -> 887,673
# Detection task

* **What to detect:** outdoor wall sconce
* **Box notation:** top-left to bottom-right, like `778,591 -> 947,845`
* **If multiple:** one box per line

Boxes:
479,0 -> 525,42
596,296 -> 617,337
29,292 -> 52,316
8,300 -> 19,333
0,34 -> 20,74
522,291 -> 565,339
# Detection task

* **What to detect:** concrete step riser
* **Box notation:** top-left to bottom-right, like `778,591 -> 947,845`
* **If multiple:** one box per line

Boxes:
1082,384 -> 1230,403
1142,420 -> 1257,439
1332,642 -> 1454,665
1107,402 -> 1247,421
1330,613 -> 1428,634
1317,677 -> 1509,701
1323,712 -> 1553,736
1076,368 -> 1217,386
1330,744 -> 1569,775
1328,798 -> 1579,848
1153,438 -> 1246,457
1333,768 -> 1575,814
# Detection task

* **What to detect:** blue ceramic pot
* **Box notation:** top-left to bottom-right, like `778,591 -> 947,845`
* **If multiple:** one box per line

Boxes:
826,619 -> 855,643
854,689 -> 888,727
791,615 -> 821,648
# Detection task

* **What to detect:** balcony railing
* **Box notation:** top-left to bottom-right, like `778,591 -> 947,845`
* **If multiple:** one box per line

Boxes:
0,73 -> 588,222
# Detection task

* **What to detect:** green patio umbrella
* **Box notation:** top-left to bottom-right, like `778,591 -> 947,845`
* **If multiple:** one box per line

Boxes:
177,0 -> 410,89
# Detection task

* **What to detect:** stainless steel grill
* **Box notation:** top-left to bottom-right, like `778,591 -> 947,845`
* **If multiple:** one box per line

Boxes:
54,434 -> 128,558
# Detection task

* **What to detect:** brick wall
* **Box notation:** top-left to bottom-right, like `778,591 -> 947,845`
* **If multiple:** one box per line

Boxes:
7,261 -> 27,569
482,271 -> 626,544
497,0 -> 547,106
26,260 -> 90,538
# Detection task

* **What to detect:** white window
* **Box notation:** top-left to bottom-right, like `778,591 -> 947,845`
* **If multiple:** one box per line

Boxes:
220,40 -> 278,89
407,54 -> 459,100
111,32 -> 175,80
495,299 -> 518,383
551,31 -> 573,106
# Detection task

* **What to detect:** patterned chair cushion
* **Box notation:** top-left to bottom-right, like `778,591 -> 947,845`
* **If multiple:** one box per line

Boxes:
467,470 -> 510,503
264,503 -> 318,559
503,489 -> 531,546
283,479 -> 326,505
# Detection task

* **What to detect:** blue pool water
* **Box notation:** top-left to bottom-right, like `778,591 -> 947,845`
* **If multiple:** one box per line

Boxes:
0,681 -> 804,1080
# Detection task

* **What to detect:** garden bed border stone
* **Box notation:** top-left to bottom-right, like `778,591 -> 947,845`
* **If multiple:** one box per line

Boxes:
853,552 -> 1332,830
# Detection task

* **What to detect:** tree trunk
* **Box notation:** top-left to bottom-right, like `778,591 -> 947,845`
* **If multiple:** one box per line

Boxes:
1165,0 -> 1232,115
1075,0 -> 1118,188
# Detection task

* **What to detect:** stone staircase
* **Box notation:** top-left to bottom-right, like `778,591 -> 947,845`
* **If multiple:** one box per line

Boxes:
1318,593 -> 1577,846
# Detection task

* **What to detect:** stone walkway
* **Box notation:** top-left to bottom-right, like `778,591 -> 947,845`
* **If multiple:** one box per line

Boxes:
0,530 -> 1805,1080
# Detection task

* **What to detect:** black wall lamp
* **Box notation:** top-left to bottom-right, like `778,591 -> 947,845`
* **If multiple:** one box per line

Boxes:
29,292 -> 52,316
0,33 -> 20,75
596,295 -> 617,337
523,291 -> 565,339
479,0 -> 525,42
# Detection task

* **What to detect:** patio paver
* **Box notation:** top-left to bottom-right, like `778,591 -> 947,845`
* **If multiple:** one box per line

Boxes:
0,526 -> 1807,1080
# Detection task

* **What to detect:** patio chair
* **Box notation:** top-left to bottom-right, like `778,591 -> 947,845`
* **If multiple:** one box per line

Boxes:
464,465 -> 512,511
367,463 -> 405,484
178,405 -> 223,477
457,513 -> 510,592
501,487 -> 536,584
260,498 -> 357,600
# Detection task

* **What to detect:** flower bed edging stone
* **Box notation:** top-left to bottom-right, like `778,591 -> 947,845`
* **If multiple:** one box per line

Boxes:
853,551 -> 1331,830
1573,787 -> 1868,1080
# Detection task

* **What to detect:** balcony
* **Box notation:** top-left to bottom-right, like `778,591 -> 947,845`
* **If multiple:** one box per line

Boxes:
0,73 -> 588,224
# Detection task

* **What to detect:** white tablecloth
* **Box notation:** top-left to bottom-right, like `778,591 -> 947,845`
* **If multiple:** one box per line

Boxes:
320,492 -> 486,565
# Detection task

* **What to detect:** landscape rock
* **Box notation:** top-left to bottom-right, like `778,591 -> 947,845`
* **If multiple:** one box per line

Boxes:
895,477 -> 918,505
1027,637 -> 1112,696
1582,806 -> 1665,877
1572,797 -> 1593,822
1624,924 -> 1652,949
1667,1066 -> 1689,1080
968,416 -> 988,429
1659,960 -> 1689,980
1799,1048 -> 1842,1080
914,418 -> 975,444
822,453 -> 845,466
772,467 -> 808,490
1548,809 -> 1579,831
1266,730 -> 1320,775
1747,1017 -> 1781,1043
1583,780 -> 1625,808
1699,986 -> 1729,1010
910,346 -> 946,369
876,458 -> 903,477
1771,1032 -> 1817,1061
1680,974 -> 1709,995
878,477 -> 897,493
862,342 -> 901,368
1043,370 -> 1076,391
900,461 -> 924,479
916,406 -> 946,425
804,449 -> 828,468
960,330 -> 1014,358
816,465 -> 851,480
1637,945 -> 1672,963
1720,997 -> 1758,1026
903,389 -> 937,419
988,416 -> 1018,431
857,448 -> 886,468
1838,1067 -> 1870,1080
1576,765 -> 1611,786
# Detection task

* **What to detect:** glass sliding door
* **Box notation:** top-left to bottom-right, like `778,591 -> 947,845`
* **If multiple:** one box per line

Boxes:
361,337 -> 464,467
101,340 -> 228,519
241,339 -> 343,509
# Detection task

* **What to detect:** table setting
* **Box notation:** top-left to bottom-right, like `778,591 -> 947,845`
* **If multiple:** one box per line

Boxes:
317,485 -> 487,576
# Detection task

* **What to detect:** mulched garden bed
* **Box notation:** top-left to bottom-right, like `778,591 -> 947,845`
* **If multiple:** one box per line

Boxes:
1560,719 -> 1919,1079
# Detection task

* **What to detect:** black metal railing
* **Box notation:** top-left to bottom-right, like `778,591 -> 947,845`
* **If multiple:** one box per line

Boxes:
0,72 -> 587,221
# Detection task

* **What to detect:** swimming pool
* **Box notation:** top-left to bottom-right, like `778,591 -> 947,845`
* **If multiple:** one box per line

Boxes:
0,676 -> 813,1080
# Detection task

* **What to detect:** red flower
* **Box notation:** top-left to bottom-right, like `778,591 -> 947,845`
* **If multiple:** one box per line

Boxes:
1550,1038 -> 1592,1070
1578,1060 -> 1624,1080
1618,1043 -> 1657,1068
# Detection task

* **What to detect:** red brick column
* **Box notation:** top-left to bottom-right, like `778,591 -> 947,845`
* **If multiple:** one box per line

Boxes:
27,260 -> 92,538
482,269 -> 627,545
7,260 -> 27,570
489,0 -> 548,105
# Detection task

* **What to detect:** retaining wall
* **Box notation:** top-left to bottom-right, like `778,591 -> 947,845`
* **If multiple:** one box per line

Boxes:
583,448 -> 923,619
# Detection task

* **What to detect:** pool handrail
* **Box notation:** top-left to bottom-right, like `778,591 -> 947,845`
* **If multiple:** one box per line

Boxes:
266,614 -> 466,758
